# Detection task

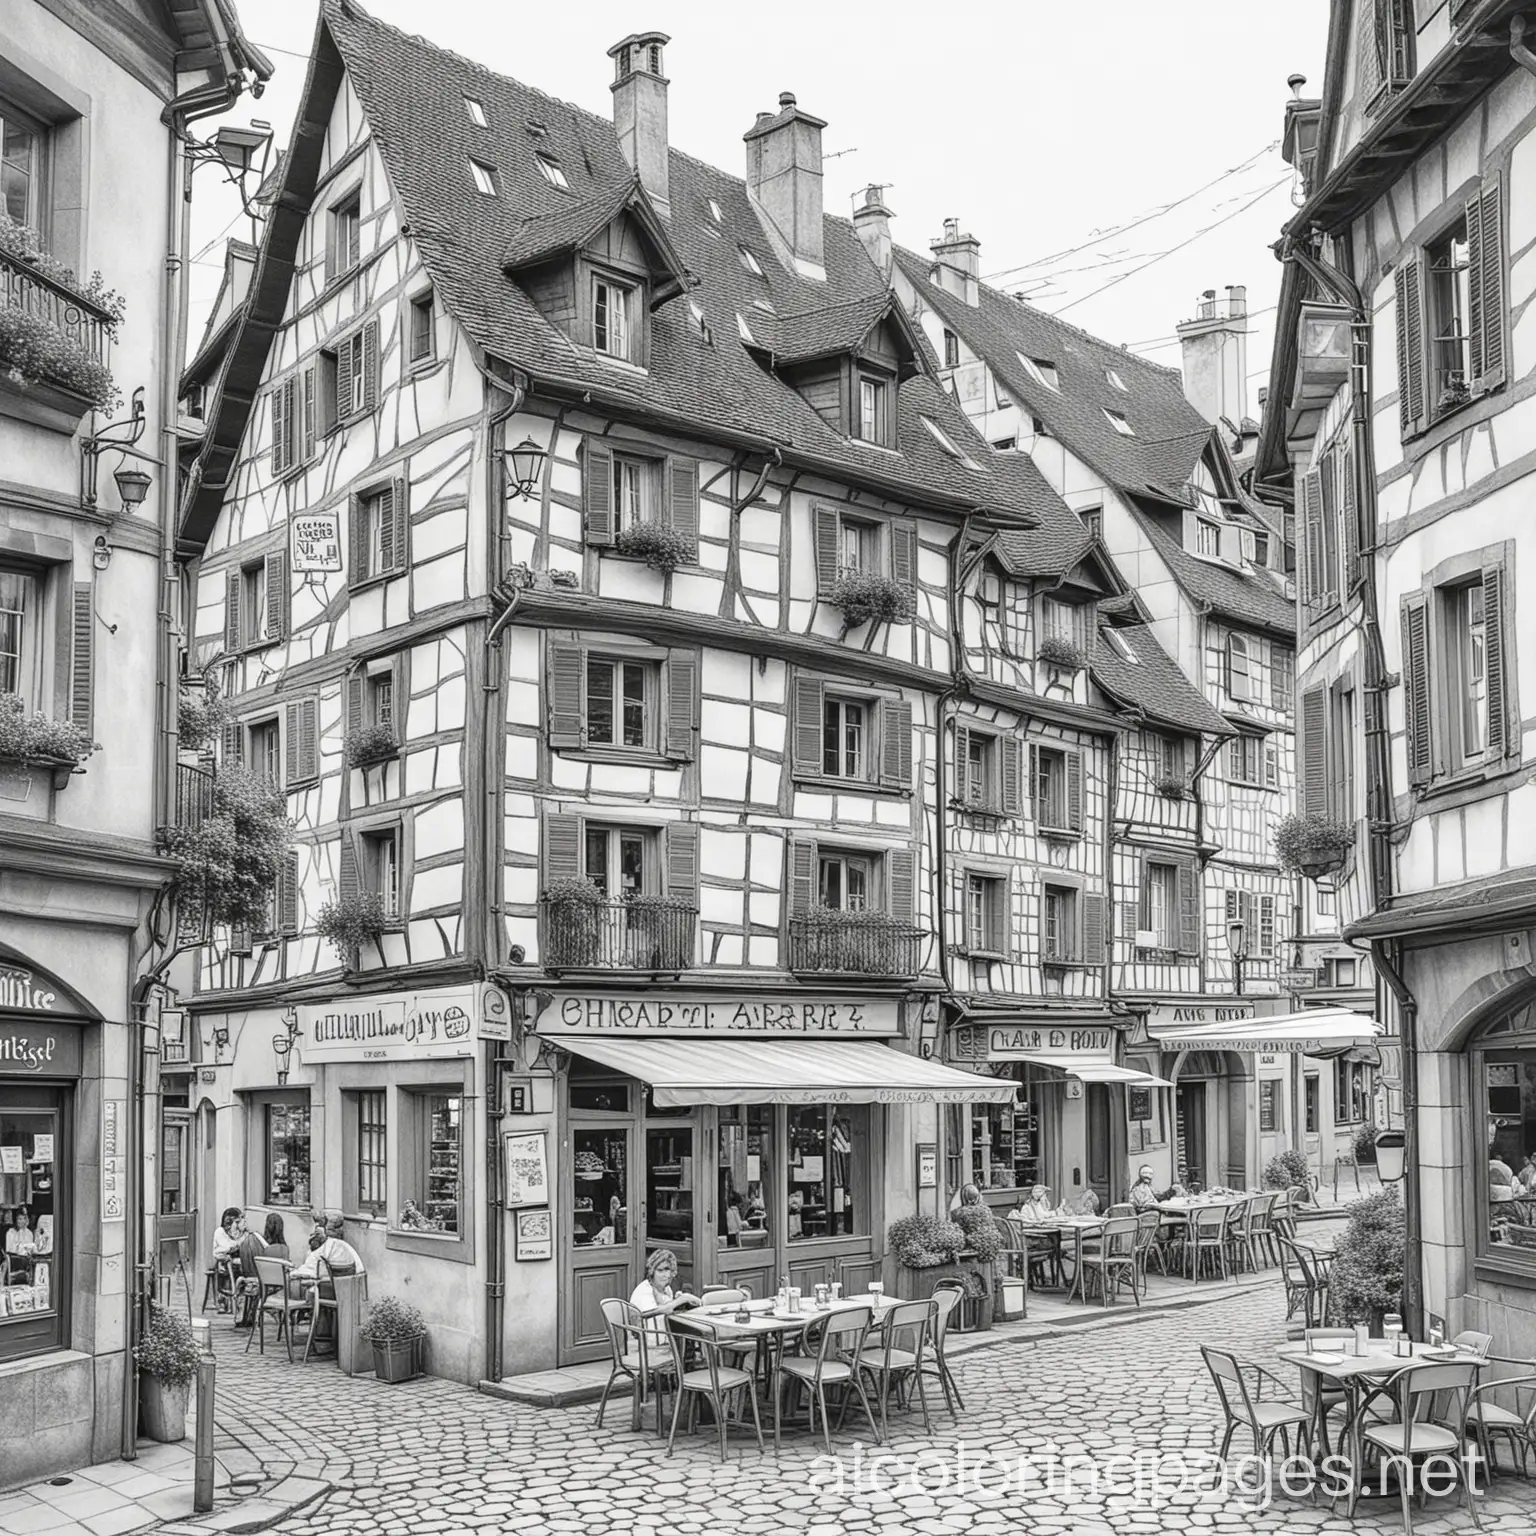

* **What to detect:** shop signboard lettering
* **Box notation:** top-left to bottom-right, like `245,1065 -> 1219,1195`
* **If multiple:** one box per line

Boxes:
290,511 -> 342,573
1144,1002 -> 1255,1028
103,1099 -> 125,1222
0,965 -> 59,1014
0,1021 -> 82,1075
985,1026 -> 1115,1063
539,995 -> 901,1037
289,985 -> 499,1062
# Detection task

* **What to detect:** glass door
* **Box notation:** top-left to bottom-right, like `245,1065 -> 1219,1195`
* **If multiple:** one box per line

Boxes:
562,1116 -> 636,1363
644,1104 -> 697,1293
157,1109 -> 194,1281
716,1106 -> 775,1297
0,1086 -> 68,1364
1177,1081 -> 1206,1189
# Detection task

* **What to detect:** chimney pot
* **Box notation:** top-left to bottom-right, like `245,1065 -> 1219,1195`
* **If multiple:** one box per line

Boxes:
944,217 -> 960,240
779,91 -> 796,109
1288,72 -> 1307,99
744,89 -> 827,275
931,218 -> 980,307
608,31 -> 672,216
853,184 -> 894,278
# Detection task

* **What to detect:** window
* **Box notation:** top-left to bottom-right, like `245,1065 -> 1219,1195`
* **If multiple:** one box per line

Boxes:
1272,646 -> 1294,713
1259,1080 -> 1280,1134
240,560 -> 268,647
1334,1058 -> 1368,1124
1017,353 -> 1060,392
1305,1076 -> 1319,1134
587,656 -> 653,750
368,666 -> 396,733
1332,957 -> 1359,989
919,415 -> 974,466
963,730 -> 990,806
535,153 -> 569,190
468,158 -> 497,196
261,1098 -> 312,1207
362,827 -> 401,920
707,198 -> 723,222
1039,597 -> 1080,647
350,479 -> 406,586
464,97 -> 487,127
1031,745 -> 1080,832
341,328 -> 368,418
943,329 -> 959,368
1103,409 -> 1136,436
1369,0 -> 1415,107
354,1090 -> 386,1216
0,565 -> 41,707
611,454 -> 654,533
1228,733 -> 1264,785
837,516 -> 878,577
856,376 -> 888,444
1316,886 -> 1335,917
408,290 -> 435,365
1226,888 -> 1277,959
1141,861 -> 1179,950
822,695 -> 868,780
584,823 -> 649,898
738,245 -> 764,277
818,850 -> 874,911
270,366 -> 321,476
1156,734 -> 1185,783
787,1107 -> 863,1240
971,1100 -> 1040,1190
992,437 -> 1017,451
1,100 -> 43,225
1454,581 -> 1487,763
401,1091 -> 462,1234
592,276 -> 632,360
1080,508 -> 1102,541
248,718 -> 280,787
792,674 -> 912,790
1253,530 -> 1271,567
1196,519 -> 1221,558
1478,1024 -> 1536,1258
965,873 -> 1008,957
0,1089 -> 65,1361
717,1106 -> 770,1247
1226,633 -> 1253,701
329,192 -> 360,278
1042,883 -> 1076,963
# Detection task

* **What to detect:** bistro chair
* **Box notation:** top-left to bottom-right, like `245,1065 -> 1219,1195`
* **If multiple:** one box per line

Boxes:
301,1258 -> 358,1364
857,1298 -> 935,1442
595,1298 -> 675,1435
923,1281 -> 966,1420
1452,1330 -> 1494,1360
1184,1203 -> 1231,1282
1347,1362 -> 1485,1533
1467,1354 -> 1536,1476
1105,1203 -> 1135,1218
1294,1328 -> 1364,1456
1200,1345 -> 1310,1461
1277,1236 -> 1332,1328
1132,1209 -> 1165,1295
664,1313 -> 763,1462
702,1287 -> 764,1375
777,1304 -> 878,1452
247,1256 -> 309,1363
1223,1196 -> 1261,1274
1247,1190 -> 1281,1267
1076,1215 -> 1140,1308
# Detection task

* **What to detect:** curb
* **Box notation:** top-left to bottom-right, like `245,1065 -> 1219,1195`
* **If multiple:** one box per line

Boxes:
153,1477 -> 335,1536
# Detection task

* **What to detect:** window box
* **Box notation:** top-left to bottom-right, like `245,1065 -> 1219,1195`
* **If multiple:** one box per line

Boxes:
826,570 -> 914,630
315,889 -> 392,966
1154,773 -> 1188,801
541,883 -> 696,972
345,722 -> 399,768
1036,634 -> 1087,673
788,908 -> 921,978
614,520 -> 694,573
0,698 -> 94,786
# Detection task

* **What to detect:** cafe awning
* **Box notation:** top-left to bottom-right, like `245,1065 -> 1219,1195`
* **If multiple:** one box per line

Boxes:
1145,1007 -> 1382,1056
1011,1056 -> 1173,1088
553,1035 -> 1018,1107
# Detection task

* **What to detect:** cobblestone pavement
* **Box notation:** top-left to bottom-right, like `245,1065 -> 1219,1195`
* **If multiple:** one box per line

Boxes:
179,1281 -> 1535,1536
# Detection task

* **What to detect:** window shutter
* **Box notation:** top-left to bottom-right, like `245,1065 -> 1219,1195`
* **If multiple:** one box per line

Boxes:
1394,260 -> 1425,436
279,849 -> 300,936
813,503 -> 839,596
1066,750 -> 1083,832
880,697 -> 914,790
988,878 -> 1011,960
546,641 -> 586,749
374,479 -> 407,575
665,648 -> 698,760
271,379 -> 290,474
663,821 -> 700,905
1080,894 -> 1106,968
301,365 -> 317,462
890,522 -> 918,606
225,568 -> 242,652
1301,684 -> 1328,817
886,847 -> 916,926
1483,561 -> 1509,759
265,551 -> 290,642
345,672 -> 364,742
1028,743 -> 1039,821
543,813 -> 581,883
361,321 -> 380,414
1400,592 -> 1432,787
286,698 -> 318,784
1177,858 -> 1201,957
336,332 -> 354,423
953,723 -> 970,800
788,837 -> 817,915
1340,446 -> 1358,590
792,675 -> 822,778
1302,468 -> 1323,603
999,735 -> 1023,817
348,492 -> 364,584
667,457 -> 700,556
338,830 -> 359,901
582,440 -> 615,547
70,581 -> 94,733
221,718 -> 243,769
1472,175 -> 1506,392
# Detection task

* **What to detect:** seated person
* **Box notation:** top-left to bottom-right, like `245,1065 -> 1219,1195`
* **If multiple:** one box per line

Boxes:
291,1215 -> 365,1280
259,1212 -> 289,1263
1490,1155 -> 1518,1204
629,1248 -> 699,1351
212,1207 -> 243,1263
1129,1166 -> 1182,1210
1076,1189 -> 1101,1217
1012,1185 -> 1054,1222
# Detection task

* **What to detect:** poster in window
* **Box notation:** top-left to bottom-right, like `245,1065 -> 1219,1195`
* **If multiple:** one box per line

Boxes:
504,1130 -> 549,1209
515,1208 -> 553,1261
0,1147 -> 21,1175
1487,1063 -> 1522,1119
915,1142 -> 938,1189
1128,1088 -> 1152,1123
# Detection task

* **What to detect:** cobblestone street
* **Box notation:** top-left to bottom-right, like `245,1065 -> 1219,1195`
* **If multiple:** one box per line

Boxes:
166,1279 -> 1536,1536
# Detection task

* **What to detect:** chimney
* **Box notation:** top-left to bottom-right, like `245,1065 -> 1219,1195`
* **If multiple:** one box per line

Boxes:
609,31 -> 671,217
930,218 -> 980,306
744,90 -> 827,277
1175,284 -> 1249,427
852,184 -> 894,279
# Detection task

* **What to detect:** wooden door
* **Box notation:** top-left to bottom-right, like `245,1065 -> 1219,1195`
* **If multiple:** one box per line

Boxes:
643,1112 -> 699,1293
1086,1084 -> 1113,1205
561,1117 -> 637,1363
1176,1082 -> 1206,1189
157,1110 -> 193,1280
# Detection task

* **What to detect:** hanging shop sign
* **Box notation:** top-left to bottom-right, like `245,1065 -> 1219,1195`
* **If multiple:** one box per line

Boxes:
289,984 -> 502,1063
983,1025 -> 1116,1063
537,993 -> 902,1038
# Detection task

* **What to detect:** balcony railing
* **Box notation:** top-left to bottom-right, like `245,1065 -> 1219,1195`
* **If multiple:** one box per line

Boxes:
1,249 -> 115,370
788,913 -> 922,978
174,762 -> 216,830
542,896 -> 696,973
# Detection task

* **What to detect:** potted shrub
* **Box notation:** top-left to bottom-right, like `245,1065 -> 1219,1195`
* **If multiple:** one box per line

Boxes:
176,685 -> 227,757
133,1307 -> 201,1442
365,1295 -> 426,1383
1327,1190 -> 1405,1331
615,521 -> 694,572
1274,812 -> 1356,879
951,1204 -> 1003,1330
1352,1123 -> 1378,1167
620,891 -> 694,971
315,890 -> 391,966
887,1213 -> 994,1329
1263,1147 -> 1313,1203
826,571 -> 914,630
0,693 -> 97,788
346,721 -> 399,767
1154,772 -> 1188,801
544,876 -> 606,967
1037,634 -> 1088,673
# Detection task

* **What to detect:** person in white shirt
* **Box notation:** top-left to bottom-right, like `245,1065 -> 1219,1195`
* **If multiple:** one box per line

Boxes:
211,1207 -> 244,1261
628,1248 -> 698,1355
5,1209 -> 35,1255
290,1216 -> 365,1280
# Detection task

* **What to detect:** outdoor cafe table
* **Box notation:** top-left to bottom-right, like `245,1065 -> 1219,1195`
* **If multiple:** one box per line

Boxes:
1274,1337 -> 1485,1486
1009,1216 -> 1106,1301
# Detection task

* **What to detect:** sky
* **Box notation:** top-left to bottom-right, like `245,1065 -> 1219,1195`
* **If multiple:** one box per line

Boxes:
193,0 -> 1331,412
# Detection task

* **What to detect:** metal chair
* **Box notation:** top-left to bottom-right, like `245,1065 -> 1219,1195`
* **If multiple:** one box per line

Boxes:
1222,1196 -> 1261,1274
1105,1203 -> 1135,1218
777,1304 -> 878,1452
1468,1354 -> 1536,1476
302,1257 -> 358,1364
923,1281 -> 966,1420
1452,1330 -> 1494,1360
1200,1345 -> 1310,1460
857,1299 -> 935,1441
1276,1234 -> 1331,1327
1077,1215 -> 1140,1307
1132,1209 -> 1165,1295
595,1297 -> 675,1434
247,1256 -> 308,1362
1185,1203 -> 1231,1281
664,1313 -> 763,1462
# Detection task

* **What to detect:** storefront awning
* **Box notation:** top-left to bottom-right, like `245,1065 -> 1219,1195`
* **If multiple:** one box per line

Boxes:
554,1035 -> 1018,1107
1146,1007 -> 1382,1056
1011,1055 -> 1173,1088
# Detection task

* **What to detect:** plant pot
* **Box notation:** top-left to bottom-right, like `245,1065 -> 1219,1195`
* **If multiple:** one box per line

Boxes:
1297,856 -> 1345,879
139,1374 -> 190,1442
371,1334 -> 423,1383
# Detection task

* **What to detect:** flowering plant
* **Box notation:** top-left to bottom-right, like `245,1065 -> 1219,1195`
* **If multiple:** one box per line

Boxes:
364,1296 -> 425,1343
1274,812 -> 1355,874
133,1307 -> 201,1386
176,686 -> 228,755
615,521 -> 694,572
827,571 -> 914,629
1037,634 -> 1088,671
315,891 -> 391,961
0,693 -> 97,766
346,722 -> 398,766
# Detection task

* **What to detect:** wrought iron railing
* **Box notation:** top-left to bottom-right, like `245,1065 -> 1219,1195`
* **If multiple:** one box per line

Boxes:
542,896 -> 696,972
1,249 -> 115,371
174,762 -> 216,830
788,914 -> 922,977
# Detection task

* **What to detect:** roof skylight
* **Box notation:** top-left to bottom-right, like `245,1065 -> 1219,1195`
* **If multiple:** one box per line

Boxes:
752,297 -> 776,314
708,198 -> 723,221
468,158 -> 497,196
736,312 -> 755,344
464,97 -> 488,127
535,153 -> 569,190
920,415 -> 980,469
1106,368 -> 1128,392
1016,353 -> 1060,392
1103,408 -> 1136,436
738,246 -> 764,277
1105,629 -> 1139,664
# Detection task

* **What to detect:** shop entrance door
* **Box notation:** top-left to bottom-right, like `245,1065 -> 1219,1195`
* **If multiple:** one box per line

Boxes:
643,1108 -> 699,1294
562,1118 -> 637,1363
1086,1084 -> 1114,1205
1176,1081 -> 1207,1188
157,1109 -> 193,1282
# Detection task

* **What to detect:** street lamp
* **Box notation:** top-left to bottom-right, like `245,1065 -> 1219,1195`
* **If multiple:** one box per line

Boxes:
1226,917 -> 1248,997
501,437 -> 548,501
1375,1128 -> 1406,1183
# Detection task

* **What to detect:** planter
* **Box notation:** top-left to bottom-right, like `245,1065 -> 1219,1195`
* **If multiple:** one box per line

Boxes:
139,1375 -> 190,1442
0,755 -> 77,791
894,1259 -> 993,1330
371,1333 -> 424,1383
0,374 -> 96,434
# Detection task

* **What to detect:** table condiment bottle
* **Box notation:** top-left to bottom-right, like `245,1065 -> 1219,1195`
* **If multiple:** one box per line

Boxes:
1354,1323 -> 1369,1356
1429,1323 -> 1443,1350
775,1277 -> 788,1312
735,1300 -> 751,1325
830,1280 -> 842,1302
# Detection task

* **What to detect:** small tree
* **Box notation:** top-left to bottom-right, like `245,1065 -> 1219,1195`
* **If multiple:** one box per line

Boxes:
1328,1190 -> 1405,1325
1263,1147 -> 1312,1200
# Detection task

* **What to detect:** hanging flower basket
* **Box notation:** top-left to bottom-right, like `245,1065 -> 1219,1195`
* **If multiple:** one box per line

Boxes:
827,571 -> 914,629
346,722 -> 399,767
315,891 -> 391,963
615,521 -> 694,572
176,685 -> 227,756
1274,811 -> 1355,877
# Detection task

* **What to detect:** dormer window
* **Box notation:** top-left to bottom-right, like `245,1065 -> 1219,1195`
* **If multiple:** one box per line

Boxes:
1103,408 -> 1135,436
943,329 -> 959,368
1195,517 -> 1222,558
856,375 -> 890,446
468,158 -> 498,196
1018,354 -> 1060,392
592,275 -> 633,360
738,246 -> 765,278
535,153 -> 569,190
464,97 -> 487,127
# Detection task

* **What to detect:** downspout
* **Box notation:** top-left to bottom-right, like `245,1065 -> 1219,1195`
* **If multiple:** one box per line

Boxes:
1188,732 -> 1228,996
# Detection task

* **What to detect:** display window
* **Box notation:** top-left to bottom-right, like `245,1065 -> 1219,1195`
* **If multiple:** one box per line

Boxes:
0,1086 -> 67,1362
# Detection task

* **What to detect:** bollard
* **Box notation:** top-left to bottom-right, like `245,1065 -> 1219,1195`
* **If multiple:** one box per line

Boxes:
191,1318 -> 216,1514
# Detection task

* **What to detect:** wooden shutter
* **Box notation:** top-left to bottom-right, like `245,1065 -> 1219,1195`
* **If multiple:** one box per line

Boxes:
337,829 -> 359,901
1301,468 -> 1323,604
999,735 -> 1023,817
1027,743 -> 1039,821
791,674 -> 822,777
1258,894 -> 1276,958
880,697 -> 914,790
300,365 -> 317,462
224,568 -> 242,652
788,837 -> 817,915
1065,750 -> 1083,832
546,641 -> 586,749
1177,857 -> 1201,956
361,321 -> 380,414
1483,561 -> 1509,760
1400,592 -> 1432,787
953,723 -> 970,801
1467,174 -> 1506,393
221,718 -> 243,769
278,850 -> 300,936
348,492 -> 364,585
375,478 -> 407,575
271,378 -> 290,474
70,581 -> 94,733
582,440 -> 614,547
265,551 -> 290,642
286,698 -> 318,784
886,847 -> 916,926
987,877 -> 1012,960
345,671 -> 364,743
665,649 -> 698,760
1394,260 -> 1425,436
663,821 -> 700,904
1340,446 -> 1358,591
667,457 -> 700,556
543,812 -> 582,884
336,332 -> 354,422
1301,684 -> 1328,817
813,503 -> 840,595
1080,893 -> 1106,968
890,522 -> 917,606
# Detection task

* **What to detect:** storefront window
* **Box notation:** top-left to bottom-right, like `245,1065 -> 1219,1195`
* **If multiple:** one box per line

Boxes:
263,1100 -> 311,1207
398,1092 -> 462,1235
646,1123 -> 692,1250
1126,1054 -> 1165,1154
1260,1081 -> 1279,1133
1,1092 -> 63,1356
1481,1039 -> 1536,1255
1334,1059 -> 1369,1124
717,1107 -> 771,1248
787,1106 -> 862,1240
160,1121 -> 185,1215
356,1090 -> 386,1216
969,1099 -> 1035,1193
571,1128 -> 627,1248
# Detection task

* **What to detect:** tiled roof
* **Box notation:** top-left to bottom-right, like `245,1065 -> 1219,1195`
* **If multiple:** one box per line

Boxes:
892,246 -> 1217,498
993,513 -> 1094,583
1092,623 -> 1230,737
311,1 -> 1045,524
768,293 -> 898,366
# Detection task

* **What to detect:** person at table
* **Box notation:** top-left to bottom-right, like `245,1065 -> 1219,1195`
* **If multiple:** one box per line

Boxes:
723,1191 -> 745,1244
212,1207 -> 243,1262
629,1247 -> 700,1345
291,1215 -> 365,1280
258,1212 -> 289,1263
1490,1153 -> 1518,1203
1012,1185 -> 1054,1222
